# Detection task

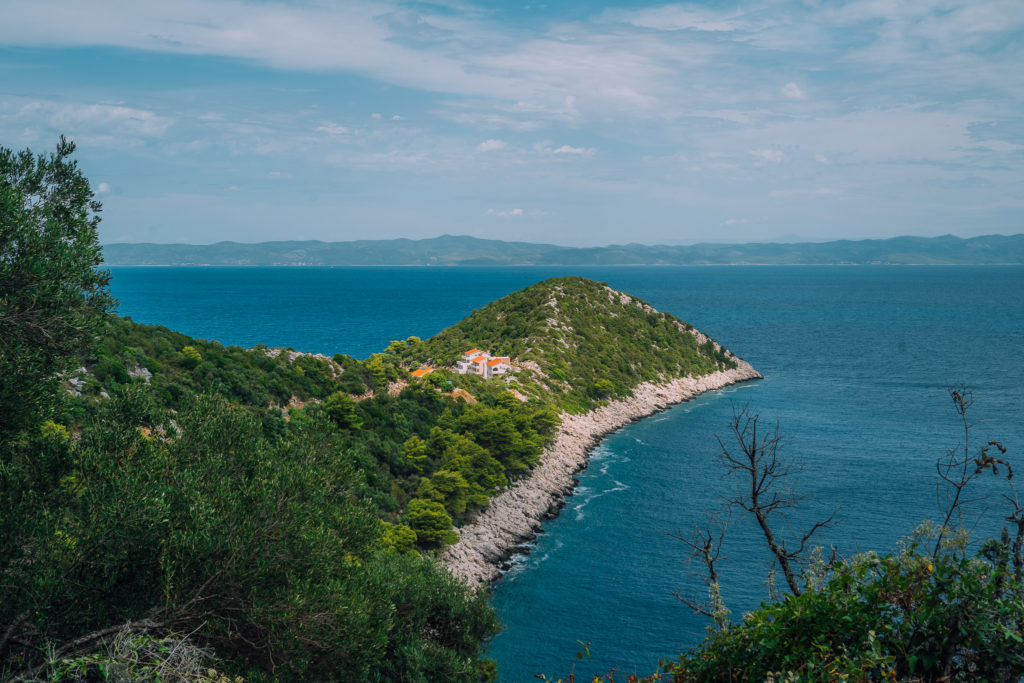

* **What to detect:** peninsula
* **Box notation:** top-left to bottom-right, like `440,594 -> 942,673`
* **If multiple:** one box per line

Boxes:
412,278 -> 761,584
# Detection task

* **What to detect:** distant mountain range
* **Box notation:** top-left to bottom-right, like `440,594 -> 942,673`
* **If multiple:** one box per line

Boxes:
102,233 -> 1024,266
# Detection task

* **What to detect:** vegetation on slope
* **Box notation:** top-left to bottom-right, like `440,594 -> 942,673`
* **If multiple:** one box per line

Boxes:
402,276 -> 736,413
3,390 -> 499,682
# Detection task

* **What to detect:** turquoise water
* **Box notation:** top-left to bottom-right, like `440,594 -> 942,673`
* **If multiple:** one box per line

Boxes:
108,266 -> 1024,681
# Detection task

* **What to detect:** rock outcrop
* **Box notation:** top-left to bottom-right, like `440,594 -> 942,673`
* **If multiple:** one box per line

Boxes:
440,358 -> 762,587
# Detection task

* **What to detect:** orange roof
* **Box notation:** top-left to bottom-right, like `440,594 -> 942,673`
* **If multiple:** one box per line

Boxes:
472,355 -> 487,362
465,348 -> 482,355
410,367 -> 433,377
496,357 -> 510,363
487,358 -> 503,366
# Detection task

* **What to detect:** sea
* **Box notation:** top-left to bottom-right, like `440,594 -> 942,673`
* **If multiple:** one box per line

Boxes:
108,265 -> 1024,682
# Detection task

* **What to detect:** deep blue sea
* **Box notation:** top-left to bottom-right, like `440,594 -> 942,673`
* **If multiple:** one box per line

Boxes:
108,266 -> 1024,682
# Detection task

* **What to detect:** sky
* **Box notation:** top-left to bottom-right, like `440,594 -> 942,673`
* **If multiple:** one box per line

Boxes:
1,0 -> 1022,247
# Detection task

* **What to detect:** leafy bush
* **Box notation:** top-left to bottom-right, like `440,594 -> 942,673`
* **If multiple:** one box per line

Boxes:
667,536 -> 1024,681
406,499 -> 459,548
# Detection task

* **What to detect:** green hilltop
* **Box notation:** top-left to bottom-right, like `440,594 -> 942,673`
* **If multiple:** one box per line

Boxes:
403,276 -> 735,412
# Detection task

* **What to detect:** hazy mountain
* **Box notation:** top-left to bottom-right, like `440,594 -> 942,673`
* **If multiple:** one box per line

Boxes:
102,233 -> 1024,266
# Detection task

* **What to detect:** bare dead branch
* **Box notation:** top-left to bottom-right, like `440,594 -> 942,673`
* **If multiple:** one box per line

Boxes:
715,404 -> 838,597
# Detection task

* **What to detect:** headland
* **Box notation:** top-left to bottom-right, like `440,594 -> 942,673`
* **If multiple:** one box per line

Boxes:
441,359 -> 761,586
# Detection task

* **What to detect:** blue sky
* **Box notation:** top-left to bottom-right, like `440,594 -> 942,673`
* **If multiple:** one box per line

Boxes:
1,0 -> 1022,246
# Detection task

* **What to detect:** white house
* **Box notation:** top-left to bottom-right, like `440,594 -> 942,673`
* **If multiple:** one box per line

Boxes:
455,349 -> 511,379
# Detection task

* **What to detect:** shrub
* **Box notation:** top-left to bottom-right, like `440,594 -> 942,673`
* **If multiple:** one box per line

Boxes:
180,345 -> 202,369
406,499 -> 459,548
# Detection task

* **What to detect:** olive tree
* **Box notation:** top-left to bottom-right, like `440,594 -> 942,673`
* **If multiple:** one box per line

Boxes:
0,136 -> 115,434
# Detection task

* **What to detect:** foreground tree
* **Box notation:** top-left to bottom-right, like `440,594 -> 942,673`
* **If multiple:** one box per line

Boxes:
674,404 -> 837,628
0,136 -> 115,434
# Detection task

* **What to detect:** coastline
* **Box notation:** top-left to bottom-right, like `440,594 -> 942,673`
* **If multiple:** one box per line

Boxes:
439,358 -> 763,587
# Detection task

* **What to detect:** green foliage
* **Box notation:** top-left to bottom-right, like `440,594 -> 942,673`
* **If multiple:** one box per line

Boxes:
0,137 -> 116,434
0,389 -> 498,681
323,390 -> 363,430
324,383 -> 558,541
407,277 -> 735,413
92,354 -> 129,384
180,344 -> 203,368
403,435 -> 429,472
667,539 -> 1024,681
77,315 -> 348,412
592,378 -> 616,397
418,469 -> 472,515
54,350 -> 561,554
39,419 -> 70,444
381,522 -> 418,555
664,391 -> 1024,683
406,499 -> 459,548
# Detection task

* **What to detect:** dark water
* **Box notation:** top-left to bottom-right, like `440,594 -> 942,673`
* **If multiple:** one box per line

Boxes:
108,266 -> 1024,682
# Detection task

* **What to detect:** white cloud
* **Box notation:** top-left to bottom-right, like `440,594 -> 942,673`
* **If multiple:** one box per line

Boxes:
751,148 -> 784,164
978,139 -> 1024,153
436,96 -> 581,132
0,1 -> 691,118
552,145 -> 595,156
737,109 -> 977,165
2,0 -> 1021,245
476,139 -> 507,152
607,5 -> 756,32
724,217 -> 747,225
4,98 -> 174,144
485,207 -> 524,217
770,187 -> 842,198
781,82 -> 805,100
96,182 -> 111,193
316,123 -> 352,135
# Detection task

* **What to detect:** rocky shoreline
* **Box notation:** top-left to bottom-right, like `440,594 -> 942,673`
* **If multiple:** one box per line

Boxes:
439,358 -> 762,587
